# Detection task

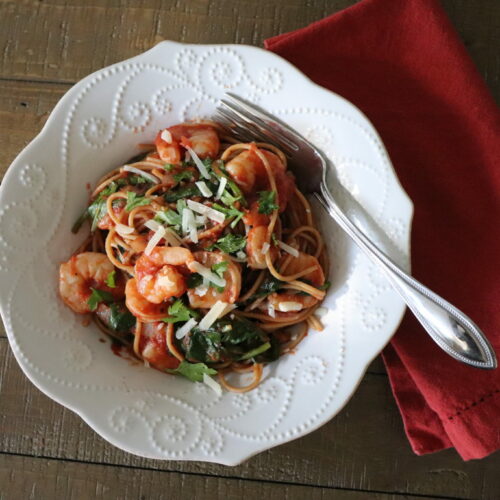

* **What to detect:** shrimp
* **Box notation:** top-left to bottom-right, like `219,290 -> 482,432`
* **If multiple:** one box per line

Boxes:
135,246 -> 194,303
187,251 -> 242,308
261,252 -> 325,313
59,252 -> 124,314
225,148 -> 295,211
139,322 -> 180,370
246,225 -> 278,269
155,123 -> 220,164
125,278 -> 169,322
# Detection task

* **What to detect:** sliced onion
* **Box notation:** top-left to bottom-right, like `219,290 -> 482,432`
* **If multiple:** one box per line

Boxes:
123,165 -> 160,184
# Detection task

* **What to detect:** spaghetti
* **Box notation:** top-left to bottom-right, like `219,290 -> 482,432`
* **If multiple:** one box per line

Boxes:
59,121 -> 329,393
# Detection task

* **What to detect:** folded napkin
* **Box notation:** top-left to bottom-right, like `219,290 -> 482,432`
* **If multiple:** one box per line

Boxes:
266,0 -> 500,460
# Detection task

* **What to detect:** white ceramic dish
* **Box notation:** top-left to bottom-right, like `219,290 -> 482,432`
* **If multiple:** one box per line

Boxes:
0,42 -> 412,465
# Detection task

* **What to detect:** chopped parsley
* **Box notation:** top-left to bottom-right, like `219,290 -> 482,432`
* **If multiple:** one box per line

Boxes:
212,203 -> 244,228
211,261 -> 228,279
258,190 -> 278,214
213,234 -> 246,255
154,209 -> 182,228
162,299 -> 199,324
125,192 -> 150,211
167,360 -> 217,382
163,163 -> 175,171
127,175 -> 148,185
87,288 -> 114,312
105,270 -> 116,288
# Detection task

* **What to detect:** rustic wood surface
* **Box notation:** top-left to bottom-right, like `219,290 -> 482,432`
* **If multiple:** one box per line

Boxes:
0,1 -> 499,499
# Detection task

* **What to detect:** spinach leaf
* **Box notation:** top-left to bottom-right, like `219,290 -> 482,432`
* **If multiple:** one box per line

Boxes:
253,275 -> 283,298
173,170 -> 195,183
184,328 -> 223,363
164,184 -> 200,202
109,303 -> 136,332
186,273 -> 203,289
167,360 -> 217,382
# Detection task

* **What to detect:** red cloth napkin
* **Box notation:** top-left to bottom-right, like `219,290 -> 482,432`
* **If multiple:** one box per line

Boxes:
266,0 -> 500,460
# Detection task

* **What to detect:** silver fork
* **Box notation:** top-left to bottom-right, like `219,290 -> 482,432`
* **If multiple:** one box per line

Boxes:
215,92 -> 497,370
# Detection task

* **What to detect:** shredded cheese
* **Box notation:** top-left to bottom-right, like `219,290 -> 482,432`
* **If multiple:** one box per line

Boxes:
190,261 -> 226,288
261,242 -> 270,255
195,214 -> 207,225
160,129 -> 173,143
236,251 -> 246,260
268,304 -> 276,318
165,227 -> 183,245
185,146 -> 211,179
175,318 -> 198,340
194,284 -> 209,297
219,303 -> 237,318
115,223 -> 135,236
198,300 -> 229,330
278,301 -> 303,312
123,165 -> 160,184
145,219 -> 161,232
195,181 -> 213,197
145,225 -> 166,255
315,307 -> 329,317
277,240 -> 299,258
186,200 -> 225,224
215,177 -> 227,199
203,373 -> 222,396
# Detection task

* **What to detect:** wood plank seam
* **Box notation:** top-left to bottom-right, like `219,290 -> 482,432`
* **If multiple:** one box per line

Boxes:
0,450 -> 464,500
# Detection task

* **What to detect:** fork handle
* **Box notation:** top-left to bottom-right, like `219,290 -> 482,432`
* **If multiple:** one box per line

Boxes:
317,185 -> 496,369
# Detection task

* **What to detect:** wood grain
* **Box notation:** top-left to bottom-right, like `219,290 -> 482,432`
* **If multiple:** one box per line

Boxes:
0,0 -> 498,103
0,2 -> 499,499
0,455 -> 441,500
1,339 -> 499,499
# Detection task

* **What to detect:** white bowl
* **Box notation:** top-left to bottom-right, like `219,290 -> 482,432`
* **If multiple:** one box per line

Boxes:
0,41 -> 412,465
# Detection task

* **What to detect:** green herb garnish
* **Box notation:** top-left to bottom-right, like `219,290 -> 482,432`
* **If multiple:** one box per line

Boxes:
109,303 -> 136,332
105,270 -> 116,288
87,288 -> 114,312
239,342 -> 271,360
167,360 -> 217,382
213,234 -> 246,254
173,170 -> 195,183
162,299 -> 199,324
211,203 -> 244,228
164,163 -> 175,171
125,192 -> 150,211
257,190 -> 278,214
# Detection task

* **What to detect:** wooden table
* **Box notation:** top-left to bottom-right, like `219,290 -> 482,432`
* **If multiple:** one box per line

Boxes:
0,1 -> 499,498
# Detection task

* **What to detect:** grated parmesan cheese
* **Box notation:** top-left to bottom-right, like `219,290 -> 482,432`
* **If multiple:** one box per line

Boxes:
145,225 -> 166,255
175,318 -> 198,340
198,301 -> 228,330
315,307 -> 329,317
203,373 -> 222,396
185,146 -> 211,179
115,223 -> 135,236
160,129 -> 173,143
194,284 -> 209,297
215,177 -> 227,199
261,242 -> 270,255
195,181 -> 213,197
164,228 -> 183,246
277,301 -> 303,312
190,262 -> 226,288
277,240 -> 299,258
123,165 -> 160,184
187,200 -> 225,224
145,219 -> 161,232
268,304 -> 276,318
